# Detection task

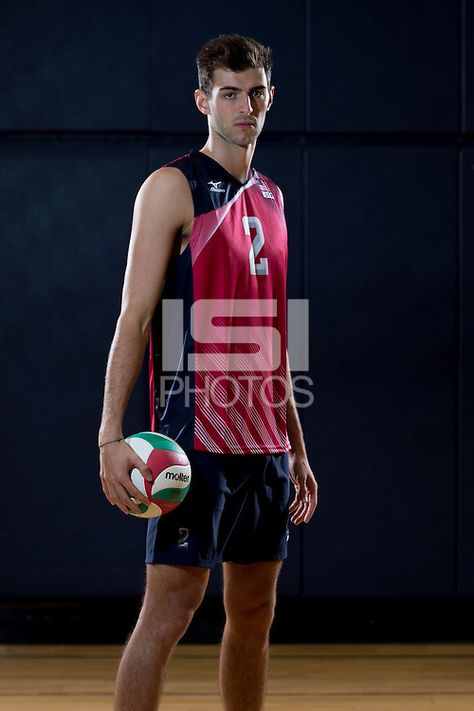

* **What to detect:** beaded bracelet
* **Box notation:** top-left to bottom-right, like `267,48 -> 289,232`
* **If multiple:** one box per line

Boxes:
98,436 -> 125,448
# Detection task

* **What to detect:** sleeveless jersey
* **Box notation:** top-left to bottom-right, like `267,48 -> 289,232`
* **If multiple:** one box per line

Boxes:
148,148 -> 291,454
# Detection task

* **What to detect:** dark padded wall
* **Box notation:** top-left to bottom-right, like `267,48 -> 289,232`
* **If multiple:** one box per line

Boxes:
2,139 -> 150,594
1,0 -> 472,599
309,1 -> 459,131
460,151 -> 474,593
0,1 -> 149,130
304,146 -> 457,595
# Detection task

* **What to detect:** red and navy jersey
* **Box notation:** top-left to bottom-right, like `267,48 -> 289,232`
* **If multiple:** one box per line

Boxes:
148,148 -> 291,454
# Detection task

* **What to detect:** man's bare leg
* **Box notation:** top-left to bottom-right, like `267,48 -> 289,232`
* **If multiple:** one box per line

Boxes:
114,563 -> 209,711
219,561 -> 282,711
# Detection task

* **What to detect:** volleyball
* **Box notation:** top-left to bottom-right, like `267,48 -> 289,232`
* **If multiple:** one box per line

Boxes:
124,431 -> 191,519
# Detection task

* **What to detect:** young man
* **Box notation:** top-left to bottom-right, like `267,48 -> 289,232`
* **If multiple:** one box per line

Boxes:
98,34 -> 318,711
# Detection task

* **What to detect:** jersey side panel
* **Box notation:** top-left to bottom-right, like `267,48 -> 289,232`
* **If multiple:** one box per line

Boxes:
148,153 -> 197,450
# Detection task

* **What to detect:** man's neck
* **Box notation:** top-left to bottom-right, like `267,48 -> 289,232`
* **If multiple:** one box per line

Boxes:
199,141 -> 255,184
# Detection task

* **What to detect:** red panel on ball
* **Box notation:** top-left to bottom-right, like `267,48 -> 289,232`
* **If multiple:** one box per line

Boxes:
154,499 -> 180,515
147,449 -> 189,477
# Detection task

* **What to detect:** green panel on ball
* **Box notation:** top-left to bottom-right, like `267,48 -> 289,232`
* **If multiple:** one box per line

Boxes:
129,431 -> 183,453
152,485 -> 190,502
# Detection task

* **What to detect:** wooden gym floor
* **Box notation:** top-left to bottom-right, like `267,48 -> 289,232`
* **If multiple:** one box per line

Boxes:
1,643 -> 474,710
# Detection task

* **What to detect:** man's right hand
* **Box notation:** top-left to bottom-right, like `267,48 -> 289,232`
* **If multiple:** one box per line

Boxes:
99,440 -> 154,516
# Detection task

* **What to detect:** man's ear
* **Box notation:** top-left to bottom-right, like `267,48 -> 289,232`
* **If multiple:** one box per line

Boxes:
266,85 -> 275,111
194,88 -> 210,116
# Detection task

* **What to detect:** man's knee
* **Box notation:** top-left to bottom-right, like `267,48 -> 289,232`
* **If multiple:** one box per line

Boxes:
223,562 -> 281,639
227,595 -> 276,639
139,563 -> 209,642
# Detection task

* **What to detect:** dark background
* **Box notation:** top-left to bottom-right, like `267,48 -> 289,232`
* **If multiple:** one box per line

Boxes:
1,0 -> 473,642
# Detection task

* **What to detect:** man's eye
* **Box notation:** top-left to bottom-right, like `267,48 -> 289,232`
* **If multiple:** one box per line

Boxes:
224,93 -> 235,99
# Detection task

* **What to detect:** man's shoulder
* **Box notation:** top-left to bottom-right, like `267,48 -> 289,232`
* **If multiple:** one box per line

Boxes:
162,151 -> 194,174
144,155 -> 193,194
136,158 -> 194,223
144,150 -> 194,184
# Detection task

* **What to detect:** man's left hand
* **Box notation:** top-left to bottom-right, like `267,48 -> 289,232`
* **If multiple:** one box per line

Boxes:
288,453 -> 318,525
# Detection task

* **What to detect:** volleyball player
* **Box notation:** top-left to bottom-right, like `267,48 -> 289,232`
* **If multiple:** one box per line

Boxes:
98,34 -> 318,711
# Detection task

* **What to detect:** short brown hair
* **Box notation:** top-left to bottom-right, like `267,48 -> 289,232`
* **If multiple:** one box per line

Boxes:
196,34 -> 273,96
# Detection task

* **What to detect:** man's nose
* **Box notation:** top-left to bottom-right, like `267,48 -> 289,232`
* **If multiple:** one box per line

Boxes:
239,94 -> 253,114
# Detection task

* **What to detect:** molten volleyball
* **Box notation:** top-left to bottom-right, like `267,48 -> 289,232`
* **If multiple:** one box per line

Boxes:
124,431 -> 191,519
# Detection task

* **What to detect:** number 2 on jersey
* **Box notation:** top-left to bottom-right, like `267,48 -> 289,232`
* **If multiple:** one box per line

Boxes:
242,215 -> 269,276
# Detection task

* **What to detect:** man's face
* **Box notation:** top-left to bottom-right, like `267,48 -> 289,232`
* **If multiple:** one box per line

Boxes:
197,66 -> 274,148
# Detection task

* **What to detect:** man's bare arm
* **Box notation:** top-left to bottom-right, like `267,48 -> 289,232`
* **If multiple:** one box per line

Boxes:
98,167 -> 193,516
286,358 -> 307,461
286,349 -> 318,524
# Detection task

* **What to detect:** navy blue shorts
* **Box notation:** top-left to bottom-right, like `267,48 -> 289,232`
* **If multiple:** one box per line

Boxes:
145,449 -> 291,568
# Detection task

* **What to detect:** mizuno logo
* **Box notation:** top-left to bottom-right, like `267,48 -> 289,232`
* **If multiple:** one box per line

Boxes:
208,180 -> 225,193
